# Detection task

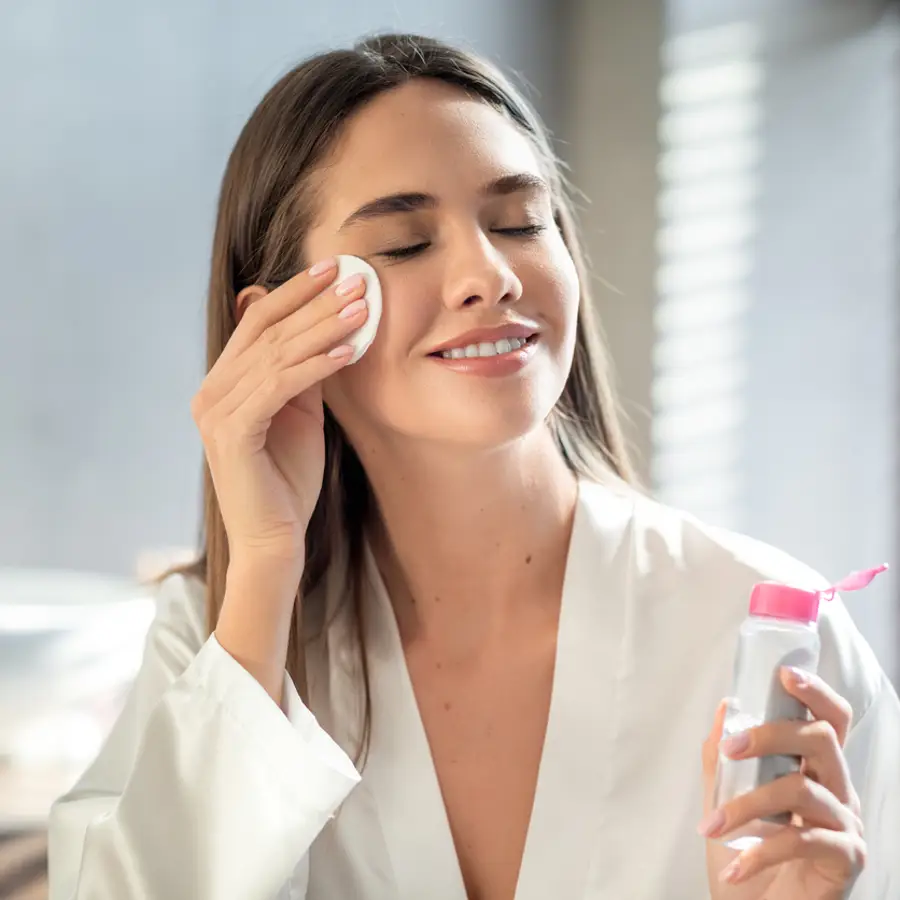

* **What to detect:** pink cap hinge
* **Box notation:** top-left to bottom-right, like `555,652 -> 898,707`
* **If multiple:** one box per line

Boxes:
749,564 -> 889,623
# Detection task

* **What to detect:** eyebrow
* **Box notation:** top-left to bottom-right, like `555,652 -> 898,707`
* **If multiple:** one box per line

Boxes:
337,172 -> 550,231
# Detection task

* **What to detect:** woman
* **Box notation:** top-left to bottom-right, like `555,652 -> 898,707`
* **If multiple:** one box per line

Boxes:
48,33 -> 899,900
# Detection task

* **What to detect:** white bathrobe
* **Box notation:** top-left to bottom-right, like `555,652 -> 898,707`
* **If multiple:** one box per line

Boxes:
48,479 -> 900,899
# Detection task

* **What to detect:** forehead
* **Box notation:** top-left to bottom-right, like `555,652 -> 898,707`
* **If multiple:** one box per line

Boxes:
311,80 -> 546,229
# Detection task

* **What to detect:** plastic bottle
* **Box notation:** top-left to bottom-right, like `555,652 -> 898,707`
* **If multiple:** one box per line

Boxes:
712,564 -> 888,849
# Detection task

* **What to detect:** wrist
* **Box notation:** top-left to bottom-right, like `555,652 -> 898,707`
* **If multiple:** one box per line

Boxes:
216,557 -> 303,706
226,547 -> 305,593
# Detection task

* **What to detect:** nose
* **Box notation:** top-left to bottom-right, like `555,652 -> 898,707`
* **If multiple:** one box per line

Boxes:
443,231 -> 524,311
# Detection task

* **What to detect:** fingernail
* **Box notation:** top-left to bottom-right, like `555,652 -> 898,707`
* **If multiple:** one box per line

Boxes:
309,257 -> 337,277
335,273 -> 365,296
786,665 -> 809,687
338,297 -> 368,319
697,808 -> 726,838
719,857 -> 742,884
721,731 -> 750,757
328,344 -> 354,359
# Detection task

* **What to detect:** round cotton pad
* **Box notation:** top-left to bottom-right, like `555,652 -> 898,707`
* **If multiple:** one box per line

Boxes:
335,254 -> 382,364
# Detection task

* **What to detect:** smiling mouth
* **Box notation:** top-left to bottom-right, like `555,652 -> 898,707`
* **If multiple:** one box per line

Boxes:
429,334 -> 538,360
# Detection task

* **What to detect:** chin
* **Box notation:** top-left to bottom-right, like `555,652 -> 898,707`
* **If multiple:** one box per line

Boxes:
401,384 -> 563,450
430,410 -> 547,450
328,357 -> 570,454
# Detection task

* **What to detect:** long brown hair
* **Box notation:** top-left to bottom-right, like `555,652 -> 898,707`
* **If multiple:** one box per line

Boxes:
184,33 -> 634,759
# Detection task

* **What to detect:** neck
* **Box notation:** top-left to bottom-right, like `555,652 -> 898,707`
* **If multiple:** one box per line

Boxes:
359,426 -> 579,652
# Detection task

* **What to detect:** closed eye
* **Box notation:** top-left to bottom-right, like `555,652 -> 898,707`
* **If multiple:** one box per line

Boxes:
380,241 -> 430,261
379,223 -> 548,261
495,224 -> 547,237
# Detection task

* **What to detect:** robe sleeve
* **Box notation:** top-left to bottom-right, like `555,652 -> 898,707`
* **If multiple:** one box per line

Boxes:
816,596 -> 900,899
47,574 -> 360,900
843,676 -> 900,899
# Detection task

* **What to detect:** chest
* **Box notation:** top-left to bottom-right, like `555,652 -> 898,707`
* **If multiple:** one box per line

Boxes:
310,627 -> 720,900
313,501 -> 737,900
406,639 -> 557,900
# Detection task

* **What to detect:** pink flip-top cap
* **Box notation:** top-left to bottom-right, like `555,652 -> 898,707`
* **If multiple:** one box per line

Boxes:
749,564 -> 889,623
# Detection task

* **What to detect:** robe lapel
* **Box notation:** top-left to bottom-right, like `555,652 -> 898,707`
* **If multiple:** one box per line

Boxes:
513,480 -> 635,900
360,545 -> 470,900
324,478 -> 637,900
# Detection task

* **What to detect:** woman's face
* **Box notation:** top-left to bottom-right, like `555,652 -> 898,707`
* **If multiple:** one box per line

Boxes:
305,79 -> 579,451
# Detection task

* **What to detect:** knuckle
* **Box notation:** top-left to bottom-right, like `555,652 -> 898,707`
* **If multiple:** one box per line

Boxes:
836,698 -> 854,733
265,371 -> 289,398
242,301 -> 267,330
189,390 -> 206,423
261,333 -> 285,367
850,836 -> 868,873
260,318 -> 283,348
813,719 -> 840,750
787,771 -> 812,804
191,397 -> 218,440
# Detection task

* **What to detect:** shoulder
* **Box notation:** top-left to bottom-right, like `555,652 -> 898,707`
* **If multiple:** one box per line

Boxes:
579,478 -> 886,719
579,477 -> 826,592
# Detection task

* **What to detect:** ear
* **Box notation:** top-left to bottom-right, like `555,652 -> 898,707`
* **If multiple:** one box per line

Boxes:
235,284 -> 270,323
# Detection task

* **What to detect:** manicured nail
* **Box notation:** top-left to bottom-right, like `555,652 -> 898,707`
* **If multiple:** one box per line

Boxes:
721,731 -> 750,757
328,344 -> 354,359
697,808 -> 726,838
719,857 -> 742,884
309,257 -> 337,277
785,666 -> 809,687
338,297 -> 367,319
335,273 -> 365,296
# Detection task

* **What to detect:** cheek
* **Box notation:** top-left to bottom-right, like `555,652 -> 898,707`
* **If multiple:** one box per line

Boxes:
529,240 -> 580,337
321,280 -> 428,414
551,234 -> 581,309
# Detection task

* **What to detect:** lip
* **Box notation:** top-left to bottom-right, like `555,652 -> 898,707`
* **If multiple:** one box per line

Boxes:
426,322 -> 539,356
428,333 -> 539,377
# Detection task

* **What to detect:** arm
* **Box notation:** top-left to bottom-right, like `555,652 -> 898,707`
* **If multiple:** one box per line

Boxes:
48,573 -> 360,900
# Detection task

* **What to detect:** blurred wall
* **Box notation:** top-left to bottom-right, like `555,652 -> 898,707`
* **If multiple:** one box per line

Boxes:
561,0 -> 664,482
0,0 -> 561,576
564,0 -> 899,680
3,0 -> 897,682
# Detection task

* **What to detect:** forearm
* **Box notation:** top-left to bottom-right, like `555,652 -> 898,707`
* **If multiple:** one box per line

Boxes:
214,555 -> 302,707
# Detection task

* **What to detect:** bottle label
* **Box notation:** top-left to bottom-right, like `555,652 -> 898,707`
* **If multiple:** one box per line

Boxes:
757,644 -> 818,823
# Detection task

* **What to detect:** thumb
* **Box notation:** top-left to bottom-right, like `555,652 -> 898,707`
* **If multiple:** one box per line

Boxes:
701,699 -> 728,811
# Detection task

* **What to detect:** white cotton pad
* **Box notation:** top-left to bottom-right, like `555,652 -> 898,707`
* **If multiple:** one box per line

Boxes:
335,254 -> 382,364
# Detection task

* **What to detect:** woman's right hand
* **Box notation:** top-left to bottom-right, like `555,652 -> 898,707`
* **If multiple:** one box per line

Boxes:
191,258 -> 369,574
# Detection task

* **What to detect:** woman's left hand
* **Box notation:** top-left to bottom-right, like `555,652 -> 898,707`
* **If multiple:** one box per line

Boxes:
700,667 -> 867,899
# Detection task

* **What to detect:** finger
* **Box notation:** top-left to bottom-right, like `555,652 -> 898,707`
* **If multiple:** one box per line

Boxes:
721,717 -> 852,803
703,771 -> 859,839
780,667 -> 853,744
208,268 -> 365,402
223,258 -> 340,362
198,275 -> 368,422
702,700 -> 728,782
718,826 -> 866,887
219,299 -> 369,418
199,263 -> 339,410
229,346 -> 355,439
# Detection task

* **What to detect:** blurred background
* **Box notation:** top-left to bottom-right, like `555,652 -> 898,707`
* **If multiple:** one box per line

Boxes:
0,0 -> 897,894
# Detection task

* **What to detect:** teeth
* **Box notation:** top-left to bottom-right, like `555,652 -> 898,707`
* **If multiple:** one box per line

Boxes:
440,336 -> 529,359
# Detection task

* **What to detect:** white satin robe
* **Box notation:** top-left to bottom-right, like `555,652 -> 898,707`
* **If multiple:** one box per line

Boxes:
48,479 -> 900,899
